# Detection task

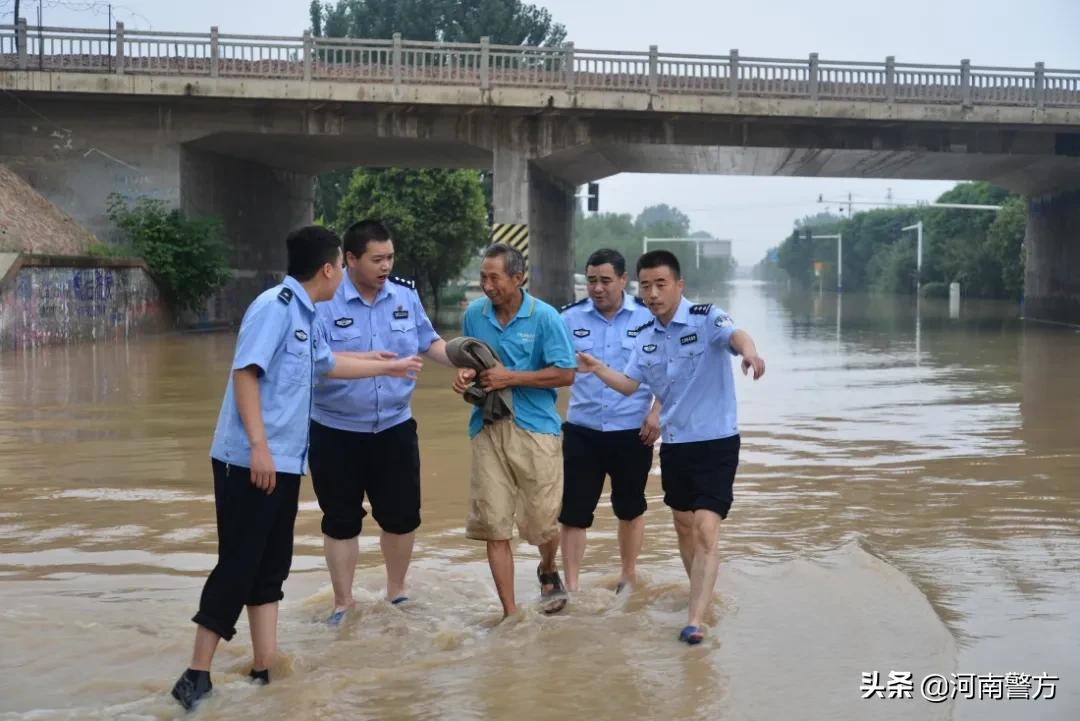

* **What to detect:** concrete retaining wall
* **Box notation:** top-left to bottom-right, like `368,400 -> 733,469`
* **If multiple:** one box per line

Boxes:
0,254 -> 170,350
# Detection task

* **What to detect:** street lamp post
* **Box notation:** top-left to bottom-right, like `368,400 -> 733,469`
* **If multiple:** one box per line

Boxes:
808,233 -> 843,292
901,221 -> 924,293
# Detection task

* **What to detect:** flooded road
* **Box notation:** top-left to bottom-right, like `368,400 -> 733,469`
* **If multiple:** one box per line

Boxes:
1,281 -> 1077,720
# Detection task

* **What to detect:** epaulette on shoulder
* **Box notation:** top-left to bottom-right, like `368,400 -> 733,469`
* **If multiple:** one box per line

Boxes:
634,296 -> 647,306
631,318 -> 655,333
560,297 -> 588,313
389,275 -> 416,290
689,303 -> 712,315
277,287 -> 294,305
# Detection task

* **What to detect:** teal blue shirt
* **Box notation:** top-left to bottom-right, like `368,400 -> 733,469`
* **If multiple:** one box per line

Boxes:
461,290 -> 576,438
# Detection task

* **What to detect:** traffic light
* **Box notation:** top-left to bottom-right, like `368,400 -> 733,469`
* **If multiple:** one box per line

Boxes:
587,182 -> 599,212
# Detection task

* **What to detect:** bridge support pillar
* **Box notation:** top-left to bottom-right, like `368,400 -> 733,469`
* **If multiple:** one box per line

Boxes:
180,146 -> 313,323
1024,189 -> 1080,326
492,141 -> 576,307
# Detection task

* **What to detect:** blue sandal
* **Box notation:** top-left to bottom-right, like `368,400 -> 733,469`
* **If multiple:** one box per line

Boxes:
679,625 -> 704,645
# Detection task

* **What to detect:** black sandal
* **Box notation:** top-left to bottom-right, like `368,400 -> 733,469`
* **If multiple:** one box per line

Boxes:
537,564 -> 568,615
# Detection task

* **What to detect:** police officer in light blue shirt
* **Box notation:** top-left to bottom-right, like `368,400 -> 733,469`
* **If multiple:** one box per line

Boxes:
558,248 -> 660,595
171,226 -> 423,712
309,219 -> 454,626
577,249 -> 766,648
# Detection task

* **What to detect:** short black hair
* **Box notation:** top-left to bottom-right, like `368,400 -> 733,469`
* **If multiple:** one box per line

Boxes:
585,248 -> 626,276
636,250 -> 681,279
483,243 -> 526,277
286,225 -> 341,281
343,219 -> 392,259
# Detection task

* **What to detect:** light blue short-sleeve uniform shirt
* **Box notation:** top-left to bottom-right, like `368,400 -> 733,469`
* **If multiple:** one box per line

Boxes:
561,292 -> 654,432
623,297 -> 739,445
210,276 -> 336,474
461,289 -> 576,439
312,275 -> 439,433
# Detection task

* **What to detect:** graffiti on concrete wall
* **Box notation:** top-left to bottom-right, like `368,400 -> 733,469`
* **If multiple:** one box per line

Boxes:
0,265 -> 168,350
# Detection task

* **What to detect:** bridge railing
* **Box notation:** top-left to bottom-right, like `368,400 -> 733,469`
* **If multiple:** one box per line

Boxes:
2,22 -> 1078,109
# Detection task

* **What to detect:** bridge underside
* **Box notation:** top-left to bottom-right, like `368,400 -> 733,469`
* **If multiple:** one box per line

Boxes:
3,92 -> 1080,322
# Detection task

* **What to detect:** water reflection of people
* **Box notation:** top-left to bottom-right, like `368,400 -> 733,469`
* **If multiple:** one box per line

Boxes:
576,250 -> 766,645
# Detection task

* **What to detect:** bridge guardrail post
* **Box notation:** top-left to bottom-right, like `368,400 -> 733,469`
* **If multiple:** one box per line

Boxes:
302,30 -> 312,81
480,36 -> 490,90
648,45 -> 658,95
729,49 -> 739,99
16,18 -> 27,70
115,22 -> 124,75
809,52 -> 819,100
1034,62 -> 1045,109
564,42 -> 575,93
886,55 -> 896,103
210,26 -> 220,78
960,58 -> 971,107
392,33 -> 402,88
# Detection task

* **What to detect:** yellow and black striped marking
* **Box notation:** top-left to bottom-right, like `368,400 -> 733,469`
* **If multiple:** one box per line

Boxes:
490,223 -> 529,286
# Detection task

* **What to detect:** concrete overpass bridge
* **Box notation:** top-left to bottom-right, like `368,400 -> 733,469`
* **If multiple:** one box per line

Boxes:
3,21 -> 1080,322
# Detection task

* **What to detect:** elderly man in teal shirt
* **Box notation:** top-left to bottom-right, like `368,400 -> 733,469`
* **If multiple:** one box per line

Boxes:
452,243 -> 576,618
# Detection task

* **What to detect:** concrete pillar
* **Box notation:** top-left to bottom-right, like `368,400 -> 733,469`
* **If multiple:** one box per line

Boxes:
492,140 -> 575,307
1024,188 -> 1080,325
180,146 -> 313,322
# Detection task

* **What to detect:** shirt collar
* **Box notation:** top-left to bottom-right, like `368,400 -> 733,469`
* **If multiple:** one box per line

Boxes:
341,275 -> 395,307
283,275 -> 315,313
482,289 -> 535,321
655,296 -> 690,331
586,292 -> 636,320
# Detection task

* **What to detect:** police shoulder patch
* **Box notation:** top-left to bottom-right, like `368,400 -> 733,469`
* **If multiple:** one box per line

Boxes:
389,275 -> 416,290
689,303 -> 712,315
294,329 -> 308,342
334,317 -> 354,328
560,297 -> 588,313
277,287 -> 294,305
573,328 -> 590,338
715,313 -> 734,329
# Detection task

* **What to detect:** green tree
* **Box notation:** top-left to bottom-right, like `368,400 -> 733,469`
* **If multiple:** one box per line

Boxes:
986,196 -> 1026,299
311,0 -> 565,44
922,182 -> 1012,295
105,194 -> 231,315
763,182 -> 1026,299
573,210 -> 642,270
335,168 -> 488,319
309,0 -> 566,235
636,203 -> 691,238
314,167 -> 355,224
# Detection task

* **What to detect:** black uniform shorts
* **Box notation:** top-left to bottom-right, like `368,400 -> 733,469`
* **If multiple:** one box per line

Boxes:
559,422 -> 655,529
308,418 -> 422,538
658,434 -> 740,519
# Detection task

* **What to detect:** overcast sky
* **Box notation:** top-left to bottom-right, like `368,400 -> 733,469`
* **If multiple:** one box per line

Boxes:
13,0 -> 1080,265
